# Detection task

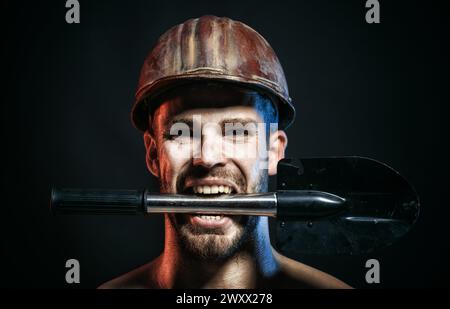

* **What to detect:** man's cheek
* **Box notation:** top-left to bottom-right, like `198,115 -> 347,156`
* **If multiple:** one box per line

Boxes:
164,140 -> 194,161
223,140 -> 259,161
158,145 -> 188,192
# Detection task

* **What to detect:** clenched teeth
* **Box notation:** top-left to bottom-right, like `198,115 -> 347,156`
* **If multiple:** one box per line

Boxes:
193,185 -> 232,194
197,215 -> 223,220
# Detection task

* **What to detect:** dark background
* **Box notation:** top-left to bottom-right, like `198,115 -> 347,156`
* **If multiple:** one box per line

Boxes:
1,0 -> 448,288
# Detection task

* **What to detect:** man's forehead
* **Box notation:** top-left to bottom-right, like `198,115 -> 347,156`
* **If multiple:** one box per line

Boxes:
152,83 -> 270,124
171,107 -> 263,127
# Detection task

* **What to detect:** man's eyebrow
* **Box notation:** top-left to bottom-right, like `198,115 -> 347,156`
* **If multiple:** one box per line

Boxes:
220,118 -> 259,127
166,117 -> 194,131
164,117 -> 260,133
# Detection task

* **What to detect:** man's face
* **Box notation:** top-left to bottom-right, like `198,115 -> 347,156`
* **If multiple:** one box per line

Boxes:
145,83 -> 286,259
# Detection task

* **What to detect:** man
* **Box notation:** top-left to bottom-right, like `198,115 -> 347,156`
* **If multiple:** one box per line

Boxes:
99,15 -> 350,289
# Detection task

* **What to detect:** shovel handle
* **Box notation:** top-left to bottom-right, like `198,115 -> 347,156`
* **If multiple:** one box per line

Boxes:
50,188 -> 347,218
51,188 -> 145,215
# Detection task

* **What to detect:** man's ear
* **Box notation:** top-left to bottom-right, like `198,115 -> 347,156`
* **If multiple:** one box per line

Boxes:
268,130 -> 288,176
144,131 -> 159,178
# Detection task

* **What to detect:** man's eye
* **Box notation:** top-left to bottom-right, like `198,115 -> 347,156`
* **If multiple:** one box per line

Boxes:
164,130 -> 191,140
225,129 -> 251,140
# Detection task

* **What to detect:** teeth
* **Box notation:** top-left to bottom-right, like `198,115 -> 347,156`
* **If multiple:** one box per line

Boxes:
192,185 -> 233,195
198,215 -> 223,220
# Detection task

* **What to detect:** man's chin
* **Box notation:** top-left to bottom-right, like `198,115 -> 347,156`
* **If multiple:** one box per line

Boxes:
180,230 -> 242,259
174,214 -> 247,260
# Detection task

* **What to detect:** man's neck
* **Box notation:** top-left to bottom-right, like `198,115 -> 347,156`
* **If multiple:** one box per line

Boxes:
152,217 -> 278,289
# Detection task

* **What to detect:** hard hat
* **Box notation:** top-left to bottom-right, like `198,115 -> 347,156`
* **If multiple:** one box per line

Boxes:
131,15 -> 296,131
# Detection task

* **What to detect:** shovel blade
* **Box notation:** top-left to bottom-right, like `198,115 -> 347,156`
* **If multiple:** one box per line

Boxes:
275,157 -> 420,255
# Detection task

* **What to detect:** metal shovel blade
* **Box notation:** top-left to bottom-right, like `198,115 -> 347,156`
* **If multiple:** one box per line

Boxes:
274,157 -> 420,255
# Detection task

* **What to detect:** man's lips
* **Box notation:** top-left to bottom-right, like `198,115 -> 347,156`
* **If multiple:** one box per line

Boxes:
179,178 -> 242,230
183,178 -> 240,194
188,214 -> 235,229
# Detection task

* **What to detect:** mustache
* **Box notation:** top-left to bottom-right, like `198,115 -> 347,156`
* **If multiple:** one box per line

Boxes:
176,164 -> 246,193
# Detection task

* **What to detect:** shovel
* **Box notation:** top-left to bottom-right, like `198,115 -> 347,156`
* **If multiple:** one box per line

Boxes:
50,157 -> 420,255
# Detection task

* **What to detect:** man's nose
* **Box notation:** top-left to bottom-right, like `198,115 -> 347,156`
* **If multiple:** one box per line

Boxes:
192,131 -> 226,168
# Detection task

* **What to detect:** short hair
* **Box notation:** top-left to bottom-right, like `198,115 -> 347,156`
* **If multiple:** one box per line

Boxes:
252,93 -> 279,134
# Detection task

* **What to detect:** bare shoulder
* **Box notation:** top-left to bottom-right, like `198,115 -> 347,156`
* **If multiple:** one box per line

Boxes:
97,259 -> 160,289
272,250 -> 352,289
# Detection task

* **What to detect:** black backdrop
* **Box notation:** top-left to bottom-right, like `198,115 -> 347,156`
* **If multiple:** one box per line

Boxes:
1,0 -> 448,288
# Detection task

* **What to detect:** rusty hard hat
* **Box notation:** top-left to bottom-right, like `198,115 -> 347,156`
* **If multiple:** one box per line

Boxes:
131,15 -> 296,131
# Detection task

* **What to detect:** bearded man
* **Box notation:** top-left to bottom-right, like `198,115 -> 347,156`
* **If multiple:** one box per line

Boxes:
99,15 -> 350,289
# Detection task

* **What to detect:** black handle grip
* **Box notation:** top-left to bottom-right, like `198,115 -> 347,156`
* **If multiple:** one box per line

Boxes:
51,188 -> 145,215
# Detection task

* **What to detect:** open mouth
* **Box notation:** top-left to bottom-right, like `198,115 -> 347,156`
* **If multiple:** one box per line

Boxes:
189,214 -> 233,229
182,183 -> 240,228
183,184 -> 237,196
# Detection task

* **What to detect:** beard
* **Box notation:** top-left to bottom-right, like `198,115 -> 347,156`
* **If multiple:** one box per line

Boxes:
161,163 -> 269,260
174,214 -> 259,260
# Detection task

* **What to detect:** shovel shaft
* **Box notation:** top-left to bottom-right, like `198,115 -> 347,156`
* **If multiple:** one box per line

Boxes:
51,188 -> 347,219
145,192 -> 277,216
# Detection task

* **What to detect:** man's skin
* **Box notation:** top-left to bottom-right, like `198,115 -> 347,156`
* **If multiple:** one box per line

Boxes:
99,83 -> 351,289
